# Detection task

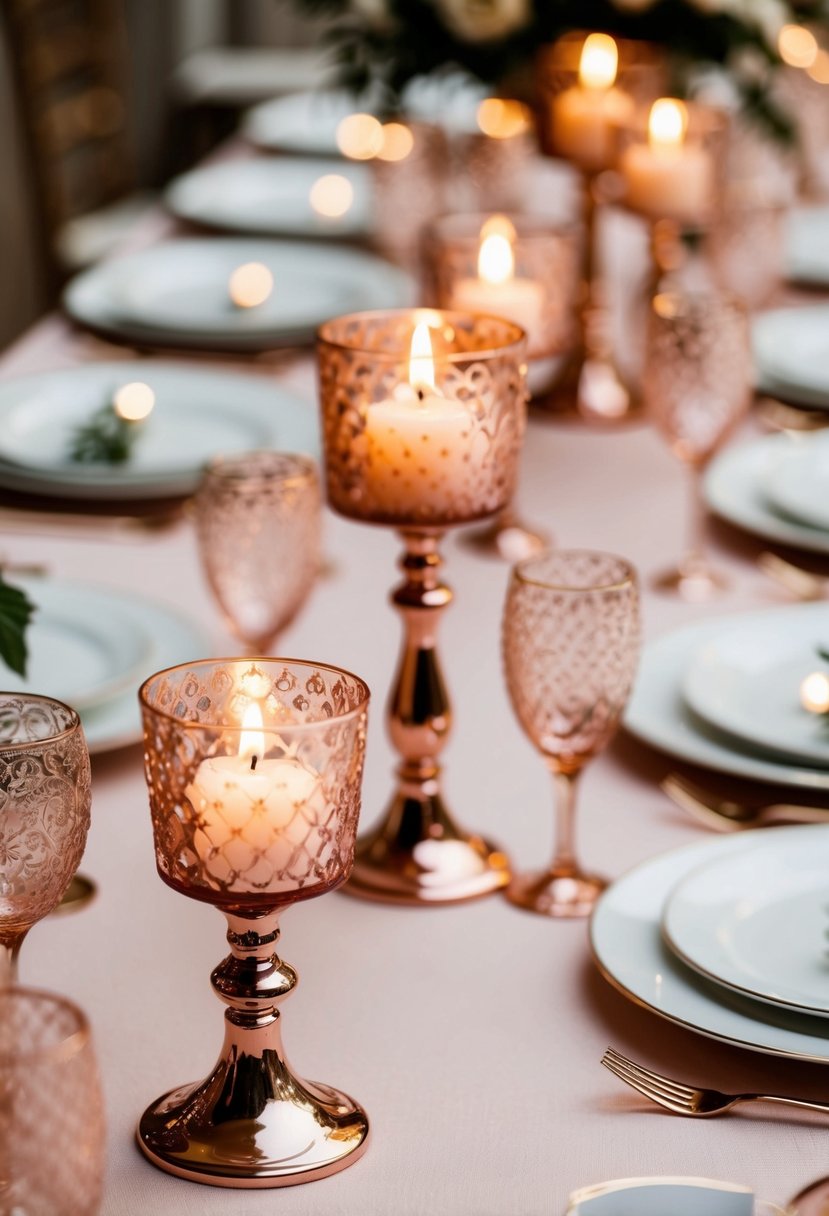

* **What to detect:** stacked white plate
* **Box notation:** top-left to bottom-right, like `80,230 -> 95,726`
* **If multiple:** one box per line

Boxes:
705,430 -> 829,555
786,204 -> 829,289
625,602 -> 829,790
7,578 -> 212,754
63,239 -> 413,351
592,824 -> 829,1062
0,361 -> 317,500
753,305 -> 829,409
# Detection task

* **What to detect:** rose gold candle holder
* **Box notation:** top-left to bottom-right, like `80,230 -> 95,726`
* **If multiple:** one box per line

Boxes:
317,309 -> 527,905
137,658 -> 371,1188
369,120 -> 449,269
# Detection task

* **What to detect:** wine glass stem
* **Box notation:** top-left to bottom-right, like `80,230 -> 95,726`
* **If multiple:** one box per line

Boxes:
550,767 -> 581,876
683,463 -> 708,576
0,933 -> 24,986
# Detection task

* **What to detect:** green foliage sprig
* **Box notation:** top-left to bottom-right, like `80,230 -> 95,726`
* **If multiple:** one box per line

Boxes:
0,573 -> 34,677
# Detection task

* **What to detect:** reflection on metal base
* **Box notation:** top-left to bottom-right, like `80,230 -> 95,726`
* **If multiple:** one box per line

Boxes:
347,787 -> 510,905
137,911 -> 368,1188
790,1176 -> 829,1215
506,868 -> 607,919
460,510 -> 550,564
54,873 -> 97,915
652,563 -> 728,603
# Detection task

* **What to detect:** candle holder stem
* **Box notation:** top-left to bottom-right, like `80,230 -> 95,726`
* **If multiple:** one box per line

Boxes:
347,530 -> 510,905
137,909 -> 369,1188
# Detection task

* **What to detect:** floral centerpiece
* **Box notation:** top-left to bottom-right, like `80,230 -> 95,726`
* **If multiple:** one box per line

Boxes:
300,0 -> 829,138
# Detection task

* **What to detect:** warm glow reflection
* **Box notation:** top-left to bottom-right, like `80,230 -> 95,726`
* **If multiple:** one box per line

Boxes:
336,112 -> 383,159
801,672 -> 829,714
377,122 -> 415,161
309,173 -> 354,217
239,701 -> 266,759
228,262 -> 274,309
808,47 -> 829,83
478,233 -> 514,285
476,98 -> 531,139
579,32 -> 619,90
113,381 -> 155,421
480,213 -> 517,242
779,23 -> 818,68
648,99 -> 688,151
409,322 -> 436,392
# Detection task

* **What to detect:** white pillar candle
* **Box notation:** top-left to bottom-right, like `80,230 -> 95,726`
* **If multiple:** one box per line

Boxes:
185,703 -> 325,892
362,321 -> 487,517
450,225 -> 544,354
551,33 -> 633,172
620,98 -> 713,225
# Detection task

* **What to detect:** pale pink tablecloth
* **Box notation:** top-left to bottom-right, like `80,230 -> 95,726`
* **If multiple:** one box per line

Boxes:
3,214 -> 829,1216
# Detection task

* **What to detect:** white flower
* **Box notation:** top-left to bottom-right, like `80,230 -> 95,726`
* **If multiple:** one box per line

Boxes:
434,0 -> 531,43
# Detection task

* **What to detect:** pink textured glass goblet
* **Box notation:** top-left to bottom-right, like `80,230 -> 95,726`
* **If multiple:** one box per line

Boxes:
193,451 -> 322,652
0,986 -> 105,1215
138,657 -> 370,1188
502,551 -> 640,917
0,693 -> 92,982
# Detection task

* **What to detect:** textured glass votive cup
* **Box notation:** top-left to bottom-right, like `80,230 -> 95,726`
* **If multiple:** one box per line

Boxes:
193,451 -> 322,651
0,986 -> 105,1215
447,128 -> 536,213
423,213 -> 581,363
139,658 -> 370,910
317,309 -> 527,529
707,189 -> 786,310
0,694 -> 91,980
369,121 -> 448,266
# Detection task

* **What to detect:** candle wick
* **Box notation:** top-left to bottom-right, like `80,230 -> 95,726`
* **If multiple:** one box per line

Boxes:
416,387 -> 425,402
250,754 -> 258,771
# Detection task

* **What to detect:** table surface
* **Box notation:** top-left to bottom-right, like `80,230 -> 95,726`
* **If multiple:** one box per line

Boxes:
4,186 -> 829,1216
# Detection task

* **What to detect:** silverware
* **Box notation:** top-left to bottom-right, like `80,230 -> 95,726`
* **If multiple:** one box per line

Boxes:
602,1046 -> 829,1119
661,774 -> 829,831
0,506 -> 182,539
757,397 -> 829,433
758,552 -> 826,602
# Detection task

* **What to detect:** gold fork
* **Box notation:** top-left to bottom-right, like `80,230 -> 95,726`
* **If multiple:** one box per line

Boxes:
601,1047 -> 829,1118
661,774 -> 829,832
758,552 -> 826,602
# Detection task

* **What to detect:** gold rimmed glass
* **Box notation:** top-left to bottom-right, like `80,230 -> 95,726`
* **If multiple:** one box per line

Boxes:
0,986 -> 105,1214
317,308 -> 527,905
193,451 -> 322,651
643,289 -> 751,600
137,657 -> 371,1188
502,550 -> 640,918
0,693 -> 92,983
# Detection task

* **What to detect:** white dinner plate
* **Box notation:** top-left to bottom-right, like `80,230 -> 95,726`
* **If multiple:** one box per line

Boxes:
663,830 -> 829,1019
0,362 -> 317,499
682,604 -> 829,769
624,609 -> 829,790
753,306 -> 829,408
763,431 -> 829,532
165,158 -> 374,239
787,204 -> 829,288
704,433 -> 829,556
4,579 -> 150,709
63,239 -> 413,351
591,827 -> 829,1063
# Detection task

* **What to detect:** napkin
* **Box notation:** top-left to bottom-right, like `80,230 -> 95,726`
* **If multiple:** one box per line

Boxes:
567,1176 -> 754,1216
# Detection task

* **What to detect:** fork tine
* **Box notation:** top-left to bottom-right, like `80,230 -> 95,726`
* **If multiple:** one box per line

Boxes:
603,1055 -> 692,1106
602,1048 -> 696,1101
601,1055 -> 682,1113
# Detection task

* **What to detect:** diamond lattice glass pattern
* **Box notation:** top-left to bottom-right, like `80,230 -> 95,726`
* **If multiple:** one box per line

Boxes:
317,309 -> 527,527
503,552 -> 640,766
0,695 -> 91,937
140,660 -> 369,907
0,987 -> 105,1216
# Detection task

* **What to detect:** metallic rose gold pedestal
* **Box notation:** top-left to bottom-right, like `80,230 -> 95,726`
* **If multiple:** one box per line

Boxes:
136,912 -> 369,1188
791,1177 -> 829,1215
506,869 -> 608,920
345,531 -> 510,906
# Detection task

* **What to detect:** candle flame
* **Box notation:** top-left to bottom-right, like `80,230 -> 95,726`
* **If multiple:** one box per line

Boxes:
648,99 -> 688,151
336,112 -> 384,159
377,122 -> 414,161
480,213 -> 517,242
409,322 -> 436,393
579,33 -> 618,90
808,48 -> 829,83
801,671 -> 829,714
309,173 -> 354,217
239,701 -> 266,759
113,381 -> 155,421
229,262 -> 274,309
478,232 -> 514,286
476,98 -> 531,139
779,23 -> 818,68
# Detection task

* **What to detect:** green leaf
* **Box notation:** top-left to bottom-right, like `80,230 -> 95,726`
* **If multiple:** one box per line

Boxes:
0,574 -> 35,678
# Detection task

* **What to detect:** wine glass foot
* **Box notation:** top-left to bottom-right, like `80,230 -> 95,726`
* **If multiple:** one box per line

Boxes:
346,827 -> 510,906
54,874 -> 97,916
651,562 -> 728,602
460,515 -> 550,564
506,868 -> 608,919
789,1176 -> 829,1215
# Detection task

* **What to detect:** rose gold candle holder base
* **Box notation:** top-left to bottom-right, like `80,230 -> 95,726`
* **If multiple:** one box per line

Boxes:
790,1177 -> 829,1215
460,511 -> 550,564
506,868 -> 608,919
137,911 -> 369,1189
651,563 -> 728,603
